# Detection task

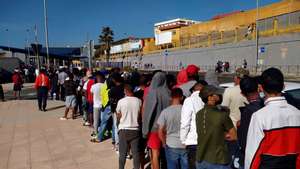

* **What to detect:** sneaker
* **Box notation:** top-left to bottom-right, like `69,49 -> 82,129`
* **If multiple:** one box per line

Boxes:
60,117 -> 67,120
83,122 -> 90,126
91,131 -> 97,137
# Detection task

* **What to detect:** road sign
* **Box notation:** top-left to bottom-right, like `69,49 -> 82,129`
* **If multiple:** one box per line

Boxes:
259,47 -> 265,53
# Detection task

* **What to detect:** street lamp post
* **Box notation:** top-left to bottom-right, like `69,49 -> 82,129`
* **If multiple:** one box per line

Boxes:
43,0 -> 50,67
255,0 -> 259,74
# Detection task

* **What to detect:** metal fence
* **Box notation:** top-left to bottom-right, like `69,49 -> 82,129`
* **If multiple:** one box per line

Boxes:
180,10 -> 300,49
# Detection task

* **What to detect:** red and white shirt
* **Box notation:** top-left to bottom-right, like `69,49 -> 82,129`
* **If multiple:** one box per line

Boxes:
245,97 -> 300,169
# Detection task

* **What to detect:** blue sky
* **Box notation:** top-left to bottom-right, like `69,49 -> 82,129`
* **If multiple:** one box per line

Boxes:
0,0 -> 280,48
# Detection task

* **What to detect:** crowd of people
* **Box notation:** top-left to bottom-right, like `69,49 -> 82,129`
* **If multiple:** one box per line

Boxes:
6,63 -> 299,169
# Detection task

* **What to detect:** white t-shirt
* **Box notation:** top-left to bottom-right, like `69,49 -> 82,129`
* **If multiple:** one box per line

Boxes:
116,96 -> 141,130
90,83 -> 103,108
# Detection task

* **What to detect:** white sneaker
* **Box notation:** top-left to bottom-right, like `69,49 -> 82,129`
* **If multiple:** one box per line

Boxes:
60,117 -> 67,120
84,122 -> 90,126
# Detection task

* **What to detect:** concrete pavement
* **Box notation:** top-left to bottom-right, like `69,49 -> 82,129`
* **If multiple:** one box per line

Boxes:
0,94 -> 133,169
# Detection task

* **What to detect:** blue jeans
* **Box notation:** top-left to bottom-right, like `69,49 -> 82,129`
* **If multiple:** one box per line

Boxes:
112,113 -> 119,145
97,106 -> 111,141
165,145 -> 188,169
196,161 -> 230,169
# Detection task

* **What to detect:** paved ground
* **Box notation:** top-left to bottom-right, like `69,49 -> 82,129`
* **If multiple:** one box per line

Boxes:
0,84 -> 133,169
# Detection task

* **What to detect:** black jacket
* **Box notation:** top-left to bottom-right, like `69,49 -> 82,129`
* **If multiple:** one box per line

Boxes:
238,98 -> 264,165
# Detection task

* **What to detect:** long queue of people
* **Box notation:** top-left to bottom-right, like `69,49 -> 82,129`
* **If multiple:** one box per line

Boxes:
33,65 -> 300,169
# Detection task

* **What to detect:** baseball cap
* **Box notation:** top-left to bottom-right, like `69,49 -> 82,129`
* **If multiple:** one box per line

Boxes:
186,64 -> 200,76
235,68 -> 250,78
199,85 -> 224,100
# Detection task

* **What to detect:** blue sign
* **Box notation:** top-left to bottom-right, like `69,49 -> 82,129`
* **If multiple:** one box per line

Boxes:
259,47 -> 265,53
164,49 -> 169,56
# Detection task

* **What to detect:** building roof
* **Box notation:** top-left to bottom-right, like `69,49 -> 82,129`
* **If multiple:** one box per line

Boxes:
0,46 -> 86,59
154,18 -> 200,27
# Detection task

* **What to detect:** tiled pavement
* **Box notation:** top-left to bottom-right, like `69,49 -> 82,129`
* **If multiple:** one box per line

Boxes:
0,99 -> 133,169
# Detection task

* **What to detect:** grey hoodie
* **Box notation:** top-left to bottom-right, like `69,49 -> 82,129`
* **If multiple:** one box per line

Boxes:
142,72 -> 171,137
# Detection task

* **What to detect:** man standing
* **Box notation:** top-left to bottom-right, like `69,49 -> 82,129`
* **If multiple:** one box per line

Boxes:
109,73 -> 125,151
35,68 -> 50,111
245,68 -> 300,169
222,68 -> 249,128
90,72 -> 104,137
180,82 -> 206,169
157,88 -> 188,169
179,64 -> 200,97
237,76 -> 264,169
83,70 -> 94,126
60,73 -> 77,120
58,67 -> 68,100
196,85 -> 237,169
116,84 -> 142,169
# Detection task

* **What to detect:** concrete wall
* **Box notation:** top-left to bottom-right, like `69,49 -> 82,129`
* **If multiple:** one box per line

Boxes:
129,33 -> 300,70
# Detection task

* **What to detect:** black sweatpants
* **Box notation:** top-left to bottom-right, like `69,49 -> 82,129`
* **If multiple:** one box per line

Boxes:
118,129 -> 140,169
37,87 -> 48,110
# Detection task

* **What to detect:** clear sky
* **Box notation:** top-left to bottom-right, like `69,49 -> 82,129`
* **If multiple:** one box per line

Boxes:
0,0 -> 280,48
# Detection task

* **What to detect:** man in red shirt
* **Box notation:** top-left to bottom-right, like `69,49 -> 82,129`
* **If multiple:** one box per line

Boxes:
35,68 -> 50,111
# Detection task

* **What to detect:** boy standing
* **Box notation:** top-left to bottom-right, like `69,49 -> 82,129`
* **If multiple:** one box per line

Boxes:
157,88 -> 188,169
116,84 -> 142,169
245,68 -> 300,169
60,73 -> 77,120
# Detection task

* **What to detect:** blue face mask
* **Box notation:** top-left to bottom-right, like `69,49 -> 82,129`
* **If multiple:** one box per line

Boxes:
259,92 -> 265,99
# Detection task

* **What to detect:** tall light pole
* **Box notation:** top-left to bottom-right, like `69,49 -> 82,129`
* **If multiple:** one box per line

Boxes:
255,0 -> 259,73
43,0 -> 50,67
34,25 -> 41,70
26,29 -> 30,64
5,29 -> 11,54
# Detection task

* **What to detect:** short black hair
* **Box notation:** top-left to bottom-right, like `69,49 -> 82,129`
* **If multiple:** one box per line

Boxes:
124,84 -> 133,93
240,76 -> 258,96
261,67 -> 284,94
198,80 -> 208,86
111,73 -> 123,83
171,88 -> 183,98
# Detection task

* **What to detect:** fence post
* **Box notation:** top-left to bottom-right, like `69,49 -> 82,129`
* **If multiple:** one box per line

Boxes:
207,33 -> 211,47
235,27 -> 238,43
273,19 -> 278,36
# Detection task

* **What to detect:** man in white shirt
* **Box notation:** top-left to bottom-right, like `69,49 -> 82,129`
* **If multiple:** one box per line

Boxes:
90,72 -> 104,137
116,84 -> 142,169
180,82 -> 206,169
245,68 -> 300,169
221,68 -> 249,128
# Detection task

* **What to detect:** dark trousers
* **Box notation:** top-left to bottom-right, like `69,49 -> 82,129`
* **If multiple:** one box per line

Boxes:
118,130 -> 140,169
37,87 -> 48,110
186,145 -> 197,169
58,84 -> 65,100
0,84 -> 4,101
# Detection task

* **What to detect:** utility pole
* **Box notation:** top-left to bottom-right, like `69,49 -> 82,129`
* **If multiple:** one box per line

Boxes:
43,0 -> 50,67
34,25 -> 41,70
26,29 -> 30,64
255,0 -> 259,74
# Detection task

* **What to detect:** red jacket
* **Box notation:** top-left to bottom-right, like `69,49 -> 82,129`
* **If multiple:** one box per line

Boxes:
12,73 -> 23,85
35,73 -> 50,89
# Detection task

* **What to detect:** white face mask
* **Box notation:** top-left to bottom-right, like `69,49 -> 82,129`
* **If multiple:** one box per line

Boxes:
259,92 -> 265,99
